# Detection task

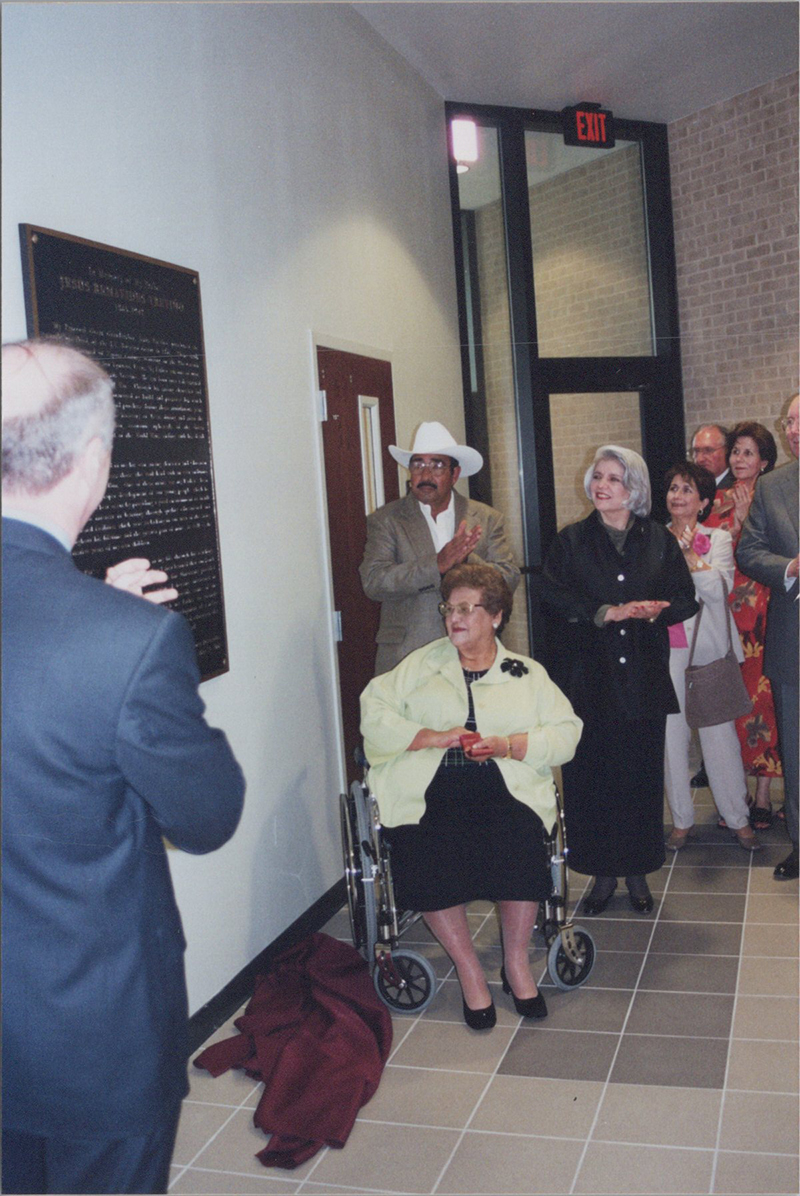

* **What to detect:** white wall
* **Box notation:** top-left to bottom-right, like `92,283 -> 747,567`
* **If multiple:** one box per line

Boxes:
2,2 -> 465,1012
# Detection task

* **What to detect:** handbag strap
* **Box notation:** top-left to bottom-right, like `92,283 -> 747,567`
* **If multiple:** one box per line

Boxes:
687,574 -> 733,666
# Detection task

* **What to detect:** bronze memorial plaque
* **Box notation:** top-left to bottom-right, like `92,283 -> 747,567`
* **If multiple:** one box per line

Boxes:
20,224 -> 229,680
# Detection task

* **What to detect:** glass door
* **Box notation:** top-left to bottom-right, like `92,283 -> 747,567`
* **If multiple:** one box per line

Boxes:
447,102 -> 686,655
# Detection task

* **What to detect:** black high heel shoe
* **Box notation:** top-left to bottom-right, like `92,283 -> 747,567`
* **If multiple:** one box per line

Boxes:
582,877 -> 617,916
462,998 -> 496,1030
625,875 -> 653,914
500,966 -> 547,1019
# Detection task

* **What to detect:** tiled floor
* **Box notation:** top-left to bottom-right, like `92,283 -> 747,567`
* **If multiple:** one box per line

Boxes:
170,785 -> 799,1195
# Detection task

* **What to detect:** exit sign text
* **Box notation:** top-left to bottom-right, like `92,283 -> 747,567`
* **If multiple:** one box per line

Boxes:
562,104 -> 616,149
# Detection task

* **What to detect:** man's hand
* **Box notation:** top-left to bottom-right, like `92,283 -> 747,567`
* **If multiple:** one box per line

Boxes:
437,520 -> 481,574
105,558 -> 178,605
788,554 -> 799,579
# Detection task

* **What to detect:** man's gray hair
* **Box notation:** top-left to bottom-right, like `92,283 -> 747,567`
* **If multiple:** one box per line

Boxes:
692,423 -> 728,442
2,339 -> 115,495
583,444 -> 652,518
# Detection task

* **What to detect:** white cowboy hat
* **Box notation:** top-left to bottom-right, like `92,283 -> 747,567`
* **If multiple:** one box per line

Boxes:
389,421 -> 483,478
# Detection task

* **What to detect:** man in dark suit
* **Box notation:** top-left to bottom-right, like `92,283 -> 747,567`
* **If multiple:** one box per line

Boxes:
359,421 -> 519,674
738,395 -> 799,881
2,339 -> 246,1193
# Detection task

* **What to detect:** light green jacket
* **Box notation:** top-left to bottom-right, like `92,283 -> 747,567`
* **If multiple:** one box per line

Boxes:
360,636 -> 583,829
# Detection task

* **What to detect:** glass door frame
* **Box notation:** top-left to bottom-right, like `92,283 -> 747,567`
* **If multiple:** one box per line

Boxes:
446,100 -> 686,653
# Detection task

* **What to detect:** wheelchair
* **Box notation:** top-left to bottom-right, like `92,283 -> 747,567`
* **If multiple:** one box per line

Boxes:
340,766 -> 596,1015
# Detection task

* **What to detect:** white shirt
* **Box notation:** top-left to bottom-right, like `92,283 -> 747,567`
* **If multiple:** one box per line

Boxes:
419,494 -> 455,552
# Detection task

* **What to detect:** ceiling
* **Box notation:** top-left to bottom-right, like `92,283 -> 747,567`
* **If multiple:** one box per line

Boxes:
352,1 -> 799,125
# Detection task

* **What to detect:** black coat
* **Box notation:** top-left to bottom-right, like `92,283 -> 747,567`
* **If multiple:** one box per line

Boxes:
540,512 -> 699,723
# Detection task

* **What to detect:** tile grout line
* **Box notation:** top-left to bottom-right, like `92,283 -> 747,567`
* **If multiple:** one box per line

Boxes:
426,905 -> 516,1196
708,846 -> 754,1196
424,894 -> 587,1196
302,908 -> 499,1196
566,848 -> 685,1196
167,1077 -> 263,1191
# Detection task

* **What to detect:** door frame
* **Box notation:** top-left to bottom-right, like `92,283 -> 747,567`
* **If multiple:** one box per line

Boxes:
445,101 -> 685,652
309,331 -> 396,794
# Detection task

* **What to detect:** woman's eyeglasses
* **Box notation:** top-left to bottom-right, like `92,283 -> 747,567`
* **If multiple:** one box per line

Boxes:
438,601 -> 486,617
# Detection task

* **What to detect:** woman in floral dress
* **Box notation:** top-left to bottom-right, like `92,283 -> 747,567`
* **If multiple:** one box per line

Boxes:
705,421 -> 782,828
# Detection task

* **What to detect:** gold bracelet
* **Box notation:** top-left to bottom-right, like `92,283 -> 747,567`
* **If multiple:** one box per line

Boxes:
505,736 -> 513,759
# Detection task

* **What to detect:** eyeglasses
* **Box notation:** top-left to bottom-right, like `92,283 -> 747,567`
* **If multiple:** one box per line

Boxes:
781,416 -> 799,430
691,444 -> 725,457
409,458 -> 451,474
438,601 -> 486,617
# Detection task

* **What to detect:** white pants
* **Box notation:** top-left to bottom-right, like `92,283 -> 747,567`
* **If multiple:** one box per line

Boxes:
664,647 -> 750,831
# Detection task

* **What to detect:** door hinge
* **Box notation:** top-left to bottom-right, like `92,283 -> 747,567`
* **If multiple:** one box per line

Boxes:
318,389 -> 328,421
333,610 -> 343,642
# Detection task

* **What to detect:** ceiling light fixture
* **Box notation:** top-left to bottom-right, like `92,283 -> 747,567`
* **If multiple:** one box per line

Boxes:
451,118 -> 478,174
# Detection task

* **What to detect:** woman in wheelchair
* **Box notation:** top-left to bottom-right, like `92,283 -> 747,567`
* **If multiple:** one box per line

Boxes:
360,563 -> 582,1030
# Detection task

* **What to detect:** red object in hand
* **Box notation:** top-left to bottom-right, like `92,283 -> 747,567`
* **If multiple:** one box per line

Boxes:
460,732 -> 481,751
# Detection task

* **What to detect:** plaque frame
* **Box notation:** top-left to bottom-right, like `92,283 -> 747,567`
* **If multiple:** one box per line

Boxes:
19,224 -> 230,682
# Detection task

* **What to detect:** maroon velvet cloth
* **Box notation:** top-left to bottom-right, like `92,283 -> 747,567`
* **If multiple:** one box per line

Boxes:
193,933 -> 393,1169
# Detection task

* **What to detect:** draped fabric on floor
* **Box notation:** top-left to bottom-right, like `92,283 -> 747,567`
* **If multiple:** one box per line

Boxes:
193,933 -> 393,1169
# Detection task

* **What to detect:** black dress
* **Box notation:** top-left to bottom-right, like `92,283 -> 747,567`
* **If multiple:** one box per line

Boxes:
383,669 -> 552,911
540,512 -> 698,878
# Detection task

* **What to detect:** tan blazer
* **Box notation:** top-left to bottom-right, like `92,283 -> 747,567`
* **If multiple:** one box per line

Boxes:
359,490 -> 520,674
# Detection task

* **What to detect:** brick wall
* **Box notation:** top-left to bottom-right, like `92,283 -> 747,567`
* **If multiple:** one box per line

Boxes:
530,144 -> 652,358
669,71 -> 799,462
551,393 -> 643,529
474,198 -> 530,654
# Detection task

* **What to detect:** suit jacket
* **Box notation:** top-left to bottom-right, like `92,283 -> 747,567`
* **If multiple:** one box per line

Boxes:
360,636 -> 581,829
359,491 -> 520,674
672,524 -> 744,666
1,518 -> 245,1138
540,512 -> 699,722
737,460 -> 799,686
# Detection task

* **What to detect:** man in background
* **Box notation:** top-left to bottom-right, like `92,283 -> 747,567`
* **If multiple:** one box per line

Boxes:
738,394 -> 799,881
2,338 -> 246,1194
359,420 -> 520,674
691,423 -> 734,489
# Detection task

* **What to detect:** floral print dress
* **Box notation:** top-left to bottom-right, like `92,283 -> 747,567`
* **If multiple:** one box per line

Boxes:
706,489 -> 783,777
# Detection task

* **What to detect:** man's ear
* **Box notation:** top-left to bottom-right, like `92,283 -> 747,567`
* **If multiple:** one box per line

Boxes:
79,436 -> 108,479
452,464 -> 462,484
76,436 -> 111,513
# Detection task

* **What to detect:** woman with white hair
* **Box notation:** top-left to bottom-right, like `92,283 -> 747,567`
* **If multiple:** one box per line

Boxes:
541,446 -> 698,915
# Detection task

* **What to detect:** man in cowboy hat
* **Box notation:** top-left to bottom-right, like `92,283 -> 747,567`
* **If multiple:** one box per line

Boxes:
360,421 -> 520,674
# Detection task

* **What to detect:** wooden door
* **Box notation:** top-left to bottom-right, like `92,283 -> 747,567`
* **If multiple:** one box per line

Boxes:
318,347 -> 399,786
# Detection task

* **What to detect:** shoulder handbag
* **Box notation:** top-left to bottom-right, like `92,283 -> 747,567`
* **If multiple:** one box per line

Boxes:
684,577 -> 752,729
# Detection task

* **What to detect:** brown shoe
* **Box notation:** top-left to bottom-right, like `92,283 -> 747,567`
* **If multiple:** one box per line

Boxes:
666,827 -> 693,851
735,826 -> 762,852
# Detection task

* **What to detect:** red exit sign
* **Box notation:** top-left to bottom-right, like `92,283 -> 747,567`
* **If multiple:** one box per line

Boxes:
562,103 -> 615,149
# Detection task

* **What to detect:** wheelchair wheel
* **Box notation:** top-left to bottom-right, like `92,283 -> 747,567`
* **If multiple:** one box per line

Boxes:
547,924 -> 596,990
340,790 -> 376,957
373,949 -> 437,1014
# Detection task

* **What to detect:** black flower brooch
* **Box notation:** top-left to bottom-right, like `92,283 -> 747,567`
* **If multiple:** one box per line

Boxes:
501,658 -> 529,677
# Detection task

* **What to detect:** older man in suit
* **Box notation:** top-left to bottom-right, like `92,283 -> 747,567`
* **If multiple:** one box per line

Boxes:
359,422 -> 519,674
738,394 -> 799,881
2,339 -> 245,1193
691,423 -> 735,491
